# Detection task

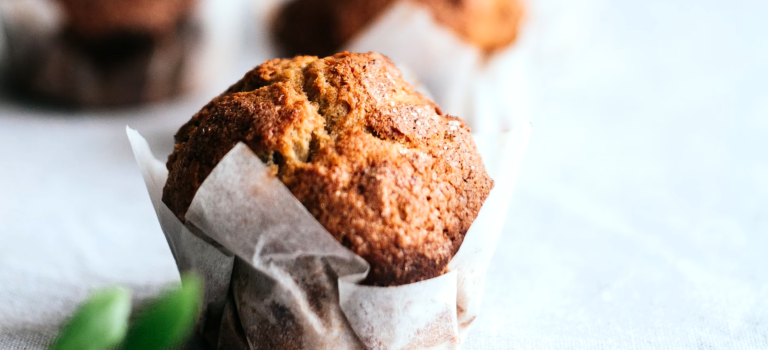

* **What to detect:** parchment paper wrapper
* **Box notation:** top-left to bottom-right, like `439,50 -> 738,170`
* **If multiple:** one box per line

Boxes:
127,105 -> 530,349
342,1 -> 530,134
0,0 -> 240,106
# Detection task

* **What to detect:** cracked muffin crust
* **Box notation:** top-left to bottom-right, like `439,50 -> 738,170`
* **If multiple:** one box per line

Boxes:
273,0 -> 524,57
163,52 -> 493,286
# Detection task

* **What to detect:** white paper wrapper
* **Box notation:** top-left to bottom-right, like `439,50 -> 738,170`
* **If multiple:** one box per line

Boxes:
127,103 -> 530,349
344,1 -> 531,134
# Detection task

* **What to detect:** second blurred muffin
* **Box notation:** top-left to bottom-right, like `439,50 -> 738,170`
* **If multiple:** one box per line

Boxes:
272,0 -> 524,57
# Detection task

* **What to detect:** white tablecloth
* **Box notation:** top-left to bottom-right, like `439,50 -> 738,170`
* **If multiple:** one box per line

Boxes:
2,0 -> 767,348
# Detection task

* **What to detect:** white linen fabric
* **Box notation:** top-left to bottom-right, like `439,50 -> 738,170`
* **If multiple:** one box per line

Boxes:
1,0 -> 767,349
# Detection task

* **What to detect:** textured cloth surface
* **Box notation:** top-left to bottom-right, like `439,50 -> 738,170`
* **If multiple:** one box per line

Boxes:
2,0 -> 768,349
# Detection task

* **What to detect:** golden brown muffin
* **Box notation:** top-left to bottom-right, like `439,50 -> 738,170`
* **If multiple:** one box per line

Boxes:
56,0 -> 196,40
163,52 -> 493,286
273,0 -> 524,57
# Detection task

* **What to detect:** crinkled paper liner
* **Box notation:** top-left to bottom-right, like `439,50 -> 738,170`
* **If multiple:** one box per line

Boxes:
127,113 -> 530,349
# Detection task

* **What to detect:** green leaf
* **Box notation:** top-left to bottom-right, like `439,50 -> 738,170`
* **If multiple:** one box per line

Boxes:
121,272 -> 203,350
49,287 -> 131,350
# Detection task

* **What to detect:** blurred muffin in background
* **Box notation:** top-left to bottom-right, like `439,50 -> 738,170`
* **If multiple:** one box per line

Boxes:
273,0 -> 524,57
0,0 -> 202,107
57,0 -> 194,40
57,0 -> 195,40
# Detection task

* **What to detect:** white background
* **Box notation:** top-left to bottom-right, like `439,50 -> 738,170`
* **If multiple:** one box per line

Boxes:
1,0 -> 767,348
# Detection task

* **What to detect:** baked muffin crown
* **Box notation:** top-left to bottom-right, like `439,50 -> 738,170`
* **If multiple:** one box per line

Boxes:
163,52 -> 493,286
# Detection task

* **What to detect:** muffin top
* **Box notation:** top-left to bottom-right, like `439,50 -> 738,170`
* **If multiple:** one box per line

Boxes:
274,0 -> 524,57
163,52 -> 493,286
55,0 -> 196,39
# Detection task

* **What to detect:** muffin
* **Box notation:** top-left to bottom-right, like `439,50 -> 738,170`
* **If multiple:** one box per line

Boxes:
56,0 -> 195,40
1,0 -> 199,106
273,0 -> 524,57
163,52 -> 494,286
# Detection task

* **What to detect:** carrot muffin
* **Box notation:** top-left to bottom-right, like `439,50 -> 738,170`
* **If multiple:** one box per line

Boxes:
163,52 -> 493,286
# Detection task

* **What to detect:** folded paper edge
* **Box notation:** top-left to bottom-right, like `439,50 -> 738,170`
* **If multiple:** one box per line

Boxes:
127,126 -> 237,347
339,271 -> 460,350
